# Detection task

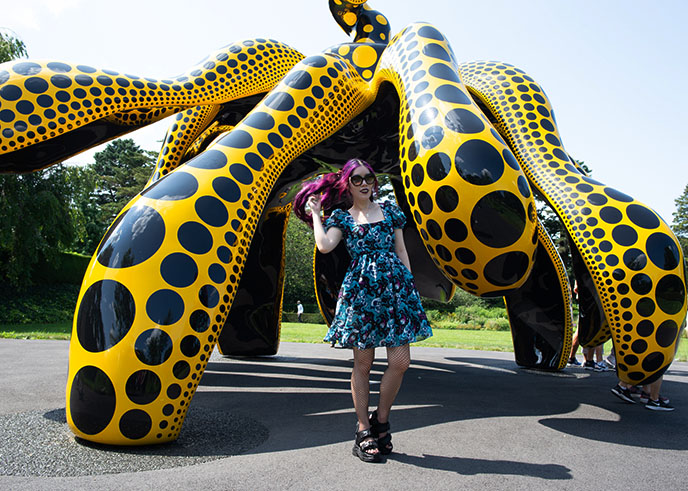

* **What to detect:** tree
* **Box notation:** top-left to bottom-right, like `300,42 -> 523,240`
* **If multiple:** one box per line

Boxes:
0,29 -> 27,62
87,139 -> 156,241
672,183 -> 688,260
283,214 -> 317,307
534,160 -> 592,279
0,166 -> 80,289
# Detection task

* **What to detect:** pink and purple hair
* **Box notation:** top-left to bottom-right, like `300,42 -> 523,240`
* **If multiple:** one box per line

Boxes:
293,158 -> 379,225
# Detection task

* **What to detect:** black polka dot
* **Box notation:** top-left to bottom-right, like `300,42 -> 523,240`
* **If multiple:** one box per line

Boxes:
135,329 -> 174,365
587,193 -> 608,206
418,191 -> 433,215
217,245 -> 232,263
265,92 -> 294,111
243,112 -> 275,130
631,274 -> 653,295
503,150 -> 520,170
631,339 -> 648,355
178,222 -> 213,255
0,84 -> 22,101
422,43 -> 452,62
213,176 -> 241,203
142,172 -> 198,201
195,196 -> 228,227
199,285 -> 220,308
445,108 -> 484,134
70,366 -> 116,435
655,320 -> 678,348
230,164 -> 253,185
24,77 -> 49,94
611,225 -> 637,247
245,153 -> 263,171
160,253 -> 198,288
173,360 -> 191,379
418,26 -> 445,41
655,274 -> 685,315
77,280 -> 135,353
637,320 -> 654,337
12,61 -> 42,76
189,310 -> 210,333
126,370 -> 161,405
483,251 -> 530,287
626,204 -> 660,229
434,85 -> 470,104
206,264 -> 224,284
471,191 -> 526,248
428,63 -> 460,84
642,352 -> 665,372
97,205 -> 165,268
419,107 -> 438,125
445,218 -> 468,242
218,129 -> 253,149
50,74 -> 71,88
119,409 -> 151,440
162,404 -> 174,416
186,149 -> 227,170
167,384 -> 181,399
426,152 -> 451,181
146,290 -> 184,325
421,126 -> 443,149
636,298 -> 656,317
302,56 -> 327,67
599,206 -> 622,224
435,186 -> 459,213
455,247 -> 475,264
426,219 -> 443,240
517,176 -> 531,198
622,248 -> 647,271
604,187 -> 633,202
646,233 -> 680,270
411,164 -> 424,187
455,140 -> 504,185
180,335 -> 201,357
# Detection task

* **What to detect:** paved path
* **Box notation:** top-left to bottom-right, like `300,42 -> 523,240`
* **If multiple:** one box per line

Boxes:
1,338 -> 686,490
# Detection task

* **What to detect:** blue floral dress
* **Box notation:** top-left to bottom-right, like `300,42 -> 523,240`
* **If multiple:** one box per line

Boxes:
323,202 -> 432,349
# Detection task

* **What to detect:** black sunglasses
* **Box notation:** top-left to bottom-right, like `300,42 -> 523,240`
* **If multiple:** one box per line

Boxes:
349,173 -> 376,186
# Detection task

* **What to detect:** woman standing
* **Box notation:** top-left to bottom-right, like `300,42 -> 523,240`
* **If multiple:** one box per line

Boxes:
294,158 -> 432,462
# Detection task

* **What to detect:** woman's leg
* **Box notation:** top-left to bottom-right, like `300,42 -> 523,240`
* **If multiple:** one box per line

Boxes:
376,344 -> 411,426
351,347 -> 376,432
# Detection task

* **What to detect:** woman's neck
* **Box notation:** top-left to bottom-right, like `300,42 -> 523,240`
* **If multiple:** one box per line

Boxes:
351,197 -> 374,211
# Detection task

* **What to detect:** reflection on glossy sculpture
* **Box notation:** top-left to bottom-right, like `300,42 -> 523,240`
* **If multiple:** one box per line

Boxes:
0,0 -> 684,445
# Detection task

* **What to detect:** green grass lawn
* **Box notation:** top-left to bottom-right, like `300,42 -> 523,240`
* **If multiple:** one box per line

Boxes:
1,321 -> 686,362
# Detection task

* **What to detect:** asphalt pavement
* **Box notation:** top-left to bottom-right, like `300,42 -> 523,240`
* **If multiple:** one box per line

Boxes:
1,338 -> 686,490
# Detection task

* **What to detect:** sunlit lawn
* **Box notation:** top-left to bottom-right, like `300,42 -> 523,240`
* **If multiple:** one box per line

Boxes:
1,321 -> 686,362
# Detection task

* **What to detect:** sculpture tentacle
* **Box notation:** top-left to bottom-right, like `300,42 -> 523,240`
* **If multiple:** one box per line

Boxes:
460,61 -> 687,384
67,51 -> 377,445
0,39 -> 304,173
373,23 -> 538,297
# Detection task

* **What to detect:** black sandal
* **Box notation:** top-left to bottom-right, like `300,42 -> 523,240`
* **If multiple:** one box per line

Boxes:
369,410 -> 393,455
352,427 -> 381,463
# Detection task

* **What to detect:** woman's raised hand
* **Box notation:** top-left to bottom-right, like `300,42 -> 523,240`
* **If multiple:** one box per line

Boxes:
307,195 -> 322,218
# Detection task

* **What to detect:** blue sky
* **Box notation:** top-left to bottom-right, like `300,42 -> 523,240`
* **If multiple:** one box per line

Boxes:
3,0 -> 686,222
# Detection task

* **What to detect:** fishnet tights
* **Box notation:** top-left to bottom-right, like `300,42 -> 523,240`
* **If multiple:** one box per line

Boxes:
351,345 -> 411,432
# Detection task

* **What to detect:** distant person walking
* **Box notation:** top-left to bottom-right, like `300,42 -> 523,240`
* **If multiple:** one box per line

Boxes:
297,301 -> 304,323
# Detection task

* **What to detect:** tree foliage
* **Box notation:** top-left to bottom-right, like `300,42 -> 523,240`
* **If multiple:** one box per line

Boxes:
672,183 -> 688,260
0,29 -> 27,63
283,214 -> 317,307
0,167 -> 80,289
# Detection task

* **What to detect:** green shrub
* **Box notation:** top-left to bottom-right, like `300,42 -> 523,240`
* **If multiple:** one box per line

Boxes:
32,251 -> 90,285
484,318 -> 511,331
0,283 -> 80,324
282,312 -> 326,324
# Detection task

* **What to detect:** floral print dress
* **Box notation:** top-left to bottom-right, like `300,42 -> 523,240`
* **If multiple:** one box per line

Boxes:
323,202 -> 432,349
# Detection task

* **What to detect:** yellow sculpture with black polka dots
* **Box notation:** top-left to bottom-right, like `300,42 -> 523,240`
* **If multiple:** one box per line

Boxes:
0,0 -> 683,445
